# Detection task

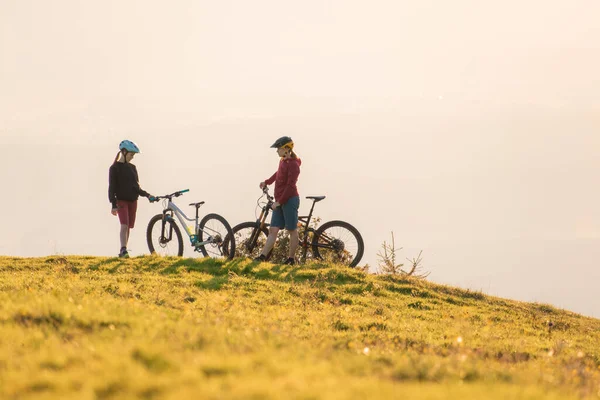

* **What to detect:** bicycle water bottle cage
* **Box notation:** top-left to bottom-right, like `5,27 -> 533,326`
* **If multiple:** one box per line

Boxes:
306,196 -> 326,202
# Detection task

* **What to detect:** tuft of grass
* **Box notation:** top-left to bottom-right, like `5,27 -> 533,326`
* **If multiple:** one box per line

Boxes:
131,349 -> 173,373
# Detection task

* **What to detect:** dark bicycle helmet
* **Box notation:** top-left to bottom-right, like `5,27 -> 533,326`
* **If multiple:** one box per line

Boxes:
270,136 -> 294,149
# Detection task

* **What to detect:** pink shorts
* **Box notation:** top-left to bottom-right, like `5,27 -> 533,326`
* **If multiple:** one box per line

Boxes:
117,200 -> 138,228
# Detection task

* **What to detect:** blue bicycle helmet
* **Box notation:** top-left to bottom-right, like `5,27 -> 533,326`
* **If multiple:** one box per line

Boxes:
119,140 -> 140,154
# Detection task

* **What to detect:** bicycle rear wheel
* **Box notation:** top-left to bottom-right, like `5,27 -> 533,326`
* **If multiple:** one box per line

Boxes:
197,213 -> 235,260
227,221 -> 269,259
147,214 -> 184,256
311,220 -> 364,267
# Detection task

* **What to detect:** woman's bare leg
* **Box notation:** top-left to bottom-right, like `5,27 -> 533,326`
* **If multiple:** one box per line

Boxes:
120,224 -> 129,249
288,229 -> 299,258
261,227 -> 280,257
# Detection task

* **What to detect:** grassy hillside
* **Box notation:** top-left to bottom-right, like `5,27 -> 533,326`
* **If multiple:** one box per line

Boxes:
0,256 -> 599,399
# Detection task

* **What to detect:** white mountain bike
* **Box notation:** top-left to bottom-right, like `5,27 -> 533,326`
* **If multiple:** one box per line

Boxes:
146,189 -> 235,260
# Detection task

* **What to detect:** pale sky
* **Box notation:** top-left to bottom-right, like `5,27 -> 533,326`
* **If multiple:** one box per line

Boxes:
1,1 -> 599,317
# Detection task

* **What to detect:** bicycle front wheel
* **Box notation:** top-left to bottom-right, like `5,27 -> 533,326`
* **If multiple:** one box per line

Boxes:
197,213 -> 235,260
228,221 -> 270,259
147,214 -> 184,256
311,220 -> 364,267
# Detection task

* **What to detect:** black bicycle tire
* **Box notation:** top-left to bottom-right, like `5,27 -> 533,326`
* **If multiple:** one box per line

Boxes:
197,213 -> 235,260
311,220 -> 364,267
229,221 -> 270,259
146,214 -> 184,256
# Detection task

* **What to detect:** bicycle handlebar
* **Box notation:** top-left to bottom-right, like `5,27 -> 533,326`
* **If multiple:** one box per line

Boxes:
152,189 -> 190,201
261,187 -> 274,202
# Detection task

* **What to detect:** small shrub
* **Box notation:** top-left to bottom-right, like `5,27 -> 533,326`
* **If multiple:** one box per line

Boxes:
377,232 -> 429,278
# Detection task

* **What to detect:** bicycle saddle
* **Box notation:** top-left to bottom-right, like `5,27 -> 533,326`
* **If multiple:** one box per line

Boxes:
189,201 -> 205,208
306,196 -> 326,202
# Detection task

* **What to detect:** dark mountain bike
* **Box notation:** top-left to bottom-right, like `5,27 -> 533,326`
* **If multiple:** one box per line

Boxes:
225,188 -> 364,267
146,189 -> 235,260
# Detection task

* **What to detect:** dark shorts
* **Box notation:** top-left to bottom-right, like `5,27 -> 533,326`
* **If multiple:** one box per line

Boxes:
117,200 -> 138,228
271,196 -> 300,231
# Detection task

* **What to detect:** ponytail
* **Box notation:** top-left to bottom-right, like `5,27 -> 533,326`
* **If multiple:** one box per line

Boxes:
281,149 -> 299,160
279,145 -> 299,161
113,150 -> 126,164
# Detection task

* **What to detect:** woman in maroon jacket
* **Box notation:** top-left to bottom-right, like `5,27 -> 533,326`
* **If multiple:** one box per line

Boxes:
255,136 -> 301,265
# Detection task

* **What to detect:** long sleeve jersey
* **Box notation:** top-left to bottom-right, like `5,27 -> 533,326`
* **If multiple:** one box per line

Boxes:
264,157 -> 301,205
108,162 -> 150,208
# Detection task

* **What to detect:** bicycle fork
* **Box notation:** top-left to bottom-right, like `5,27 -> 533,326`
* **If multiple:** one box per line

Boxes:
160,210 -> 176,245
248,208 -> 270,252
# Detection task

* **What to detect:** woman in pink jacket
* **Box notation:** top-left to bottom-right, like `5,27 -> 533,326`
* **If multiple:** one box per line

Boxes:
255,136 -> 301,265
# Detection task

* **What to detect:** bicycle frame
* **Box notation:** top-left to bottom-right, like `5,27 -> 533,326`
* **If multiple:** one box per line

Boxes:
160,200 -> 213,248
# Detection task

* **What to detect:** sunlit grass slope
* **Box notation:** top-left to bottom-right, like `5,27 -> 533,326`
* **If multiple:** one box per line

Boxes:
0,256 -> 599,399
